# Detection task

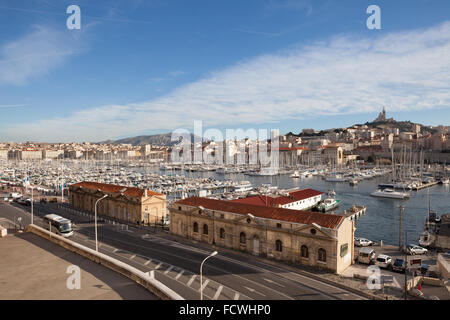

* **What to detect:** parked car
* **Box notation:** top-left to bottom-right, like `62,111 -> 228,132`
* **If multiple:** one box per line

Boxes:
355,238 -> 373,247
407,244 -> 428,255
392,258 -> 406,273
375,254 -> 392,269
357,247 -> 376,264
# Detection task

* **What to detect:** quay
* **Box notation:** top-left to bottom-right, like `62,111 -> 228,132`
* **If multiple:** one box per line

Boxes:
339,205 -> 367,221
412,181 -> 440,190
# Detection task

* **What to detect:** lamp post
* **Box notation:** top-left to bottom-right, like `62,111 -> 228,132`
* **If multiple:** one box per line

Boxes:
95,195 -> 108,252
200,251 -> 218,300
31,185 -> 34,225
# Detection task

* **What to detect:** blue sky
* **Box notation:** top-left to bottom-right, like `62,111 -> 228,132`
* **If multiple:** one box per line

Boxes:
1,0 -> 450,142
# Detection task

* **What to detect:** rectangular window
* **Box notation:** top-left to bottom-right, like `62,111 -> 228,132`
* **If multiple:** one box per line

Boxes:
340,243 -> 349,257
276,223 -> 282,228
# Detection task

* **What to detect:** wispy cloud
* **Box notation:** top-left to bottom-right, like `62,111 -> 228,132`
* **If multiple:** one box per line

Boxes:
0,25 -> 86,86
4,21 -> 450,141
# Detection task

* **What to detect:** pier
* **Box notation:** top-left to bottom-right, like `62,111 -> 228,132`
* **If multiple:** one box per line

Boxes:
412,181 -> 439,191
340,205 -> 367,221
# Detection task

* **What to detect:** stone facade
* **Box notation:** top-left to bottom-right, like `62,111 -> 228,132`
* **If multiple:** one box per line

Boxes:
170,197 -> 354,274
69,181 -> 167,224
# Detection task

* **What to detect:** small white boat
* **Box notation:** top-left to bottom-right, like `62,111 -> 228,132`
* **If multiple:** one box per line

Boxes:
370,188 -> 410,199
290,171 -> 300,178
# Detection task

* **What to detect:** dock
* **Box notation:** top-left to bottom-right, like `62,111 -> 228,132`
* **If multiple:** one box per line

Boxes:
412,181 -> 439,190
340,205 -> 367,221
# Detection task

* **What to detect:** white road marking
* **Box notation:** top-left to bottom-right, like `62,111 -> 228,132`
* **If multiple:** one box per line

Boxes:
213,285 -> 223,300
175,270 -> 184,280
244,286 -> 266,297
164,265 -> 173,274
155,262 -> 162,270
187,275 -> 197,286
263,278 -> 285,287
144,259 -> 152,266
233,293 -> 240,300
130,254 -> 136,259
201,279 -> 210,291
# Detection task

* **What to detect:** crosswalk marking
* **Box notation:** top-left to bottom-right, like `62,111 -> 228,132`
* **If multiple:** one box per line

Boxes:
213,285 -> 223,300
187,275 -> 197,286
164,266 -> 173,274
175,270 -> 184,280
201,279 -> 209,291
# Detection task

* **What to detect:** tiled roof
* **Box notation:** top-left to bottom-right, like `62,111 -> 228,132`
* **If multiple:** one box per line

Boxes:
231,188 -> 323,207
70,181 -> 163,197
175,197 -> 343,229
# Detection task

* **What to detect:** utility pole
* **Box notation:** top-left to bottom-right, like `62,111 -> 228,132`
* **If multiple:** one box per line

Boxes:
398,206 -> 404,250
404,227 -> 408,300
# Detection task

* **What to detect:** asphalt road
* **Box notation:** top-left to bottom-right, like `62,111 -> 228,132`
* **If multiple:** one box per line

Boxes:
0,201 -> 368,300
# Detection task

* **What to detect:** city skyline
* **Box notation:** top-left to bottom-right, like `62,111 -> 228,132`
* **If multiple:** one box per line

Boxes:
1,0 -> 450,142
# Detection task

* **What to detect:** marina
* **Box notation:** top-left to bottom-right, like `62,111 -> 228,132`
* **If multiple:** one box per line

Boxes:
0,159 -> 448,247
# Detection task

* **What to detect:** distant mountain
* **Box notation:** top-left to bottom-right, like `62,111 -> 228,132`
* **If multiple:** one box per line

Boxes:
99,133 -> 202,146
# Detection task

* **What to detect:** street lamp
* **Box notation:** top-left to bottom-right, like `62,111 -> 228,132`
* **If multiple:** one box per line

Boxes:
95,194 -> 108,252
200,250 -> 218,300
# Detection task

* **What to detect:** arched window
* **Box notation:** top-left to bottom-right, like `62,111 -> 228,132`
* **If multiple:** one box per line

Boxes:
301,245 -> 309,258
318,248 -> 326,262
219,228 -> 225,239
240,232 -> 246,244
193,222 -> 198,233
203,224 -> 208,235
275,240 -> 283,252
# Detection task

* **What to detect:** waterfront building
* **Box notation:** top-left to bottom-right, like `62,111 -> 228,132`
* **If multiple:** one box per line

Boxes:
231,188 -> 323,211
169,197 -> 354,274
69,181 -> 167,224
0,149 -> 8,160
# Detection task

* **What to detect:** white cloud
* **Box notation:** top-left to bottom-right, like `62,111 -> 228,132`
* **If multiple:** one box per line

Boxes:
0,25 -> 85,85
4,21 -> 450,142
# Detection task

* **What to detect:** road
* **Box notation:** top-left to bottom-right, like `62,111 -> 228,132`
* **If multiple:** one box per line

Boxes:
0,201 -> 368,300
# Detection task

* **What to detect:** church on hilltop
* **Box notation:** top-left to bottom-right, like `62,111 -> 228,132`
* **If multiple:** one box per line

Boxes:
374,106 -> 394,122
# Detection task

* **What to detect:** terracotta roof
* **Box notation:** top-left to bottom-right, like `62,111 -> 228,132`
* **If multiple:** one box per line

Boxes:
70,181 -> 163,197
231,188 -> 323,207
175,197 -> 343,229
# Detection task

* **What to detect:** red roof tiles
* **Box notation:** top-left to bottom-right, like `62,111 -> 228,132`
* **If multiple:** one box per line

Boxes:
175,197 -> 343,229
231,188 -> 323,207
70,181 -> 163,197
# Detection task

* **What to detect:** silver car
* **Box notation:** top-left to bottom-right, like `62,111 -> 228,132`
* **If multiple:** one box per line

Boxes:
407,244 -> 428,255
375,254 -> 392,269
355,238 -> 373,247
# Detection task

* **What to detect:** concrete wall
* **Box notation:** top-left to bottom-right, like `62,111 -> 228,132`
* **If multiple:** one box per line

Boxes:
26,224 -> 183,300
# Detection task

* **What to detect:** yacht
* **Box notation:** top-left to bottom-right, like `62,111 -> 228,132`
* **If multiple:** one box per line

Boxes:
290,171 -> 300,178
370,188 -> 410,199
233,181 -> 253,193
325,174 -> 346,182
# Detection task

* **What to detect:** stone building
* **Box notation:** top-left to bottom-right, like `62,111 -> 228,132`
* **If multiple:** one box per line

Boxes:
69,181 -> 167,224
170,197 -> 354,274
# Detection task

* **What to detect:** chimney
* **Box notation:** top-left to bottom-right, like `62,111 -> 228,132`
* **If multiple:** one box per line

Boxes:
144,189 -> 147,197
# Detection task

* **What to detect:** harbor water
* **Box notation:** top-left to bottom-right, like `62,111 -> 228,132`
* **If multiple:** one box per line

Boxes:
160,169 -> 450,246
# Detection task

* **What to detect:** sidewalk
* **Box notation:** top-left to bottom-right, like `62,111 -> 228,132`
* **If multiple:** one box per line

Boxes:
0,231 -> 157,300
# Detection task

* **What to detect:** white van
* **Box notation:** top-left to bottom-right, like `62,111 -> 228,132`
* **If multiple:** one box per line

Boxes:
357,247 -> 376,265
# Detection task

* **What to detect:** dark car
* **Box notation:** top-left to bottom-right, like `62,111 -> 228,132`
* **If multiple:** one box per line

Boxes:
392,258 -> 406,273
